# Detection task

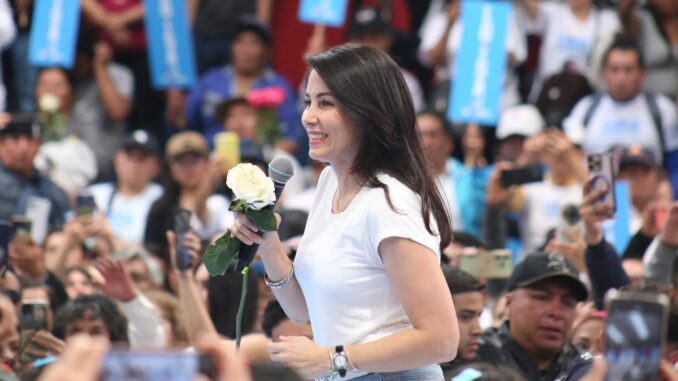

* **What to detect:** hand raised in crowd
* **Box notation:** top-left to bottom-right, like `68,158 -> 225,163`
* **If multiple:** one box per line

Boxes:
640,201 -> 670,238
447,0 -> 461,24
195,334 -> 253,381
25,331 -> 65,359
92,42 -> 113,67
485,162 -> 514,208
659,203 -> 678,247
579,176 -> 615,245
36,335 -> 109,381
93,257 -> 138,302
166,230 -> 203,273
267,336 -> 329,379
545,230 -> 586,272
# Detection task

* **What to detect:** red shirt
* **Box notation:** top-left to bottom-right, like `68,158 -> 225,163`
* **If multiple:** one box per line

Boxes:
99,0 -> 147,51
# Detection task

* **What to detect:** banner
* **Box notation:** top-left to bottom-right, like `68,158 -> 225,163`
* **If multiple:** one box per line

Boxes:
449,0 -> 512,125
28,0 -> 81,68
602,181 -> 632,255
144,0 -> 196,89
298,0 -> 349,27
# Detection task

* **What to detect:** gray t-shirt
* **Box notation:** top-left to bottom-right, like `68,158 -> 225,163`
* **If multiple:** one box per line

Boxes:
69,63 -> 134,179
637,9 -> 678,97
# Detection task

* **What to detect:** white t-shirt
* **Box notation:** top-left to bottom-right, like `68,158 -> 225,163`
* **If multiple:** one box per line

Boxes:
519,180 -> 582,256
564,92 -> 678,162
435,162 -> 461,230
525,2 -> 619,97
194,194 -> 234,241
89,182 -> 163,244
295,167 -> 440,356
418,0 -> 526,110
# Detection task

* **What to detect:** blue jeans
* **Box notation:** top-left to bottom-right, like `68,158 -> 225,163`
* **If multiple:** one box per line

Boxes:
352,365 -> 444,380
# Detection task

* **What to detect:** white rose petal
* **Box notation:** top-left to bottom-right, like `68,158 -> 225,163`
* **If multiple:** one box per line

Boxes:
226,163 -> 276,210
39,93 -> 60,113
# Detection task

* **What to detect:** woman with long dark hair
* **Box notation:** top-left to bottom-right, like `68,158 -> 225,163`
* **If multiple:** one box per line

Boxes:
230,44 -> 459,380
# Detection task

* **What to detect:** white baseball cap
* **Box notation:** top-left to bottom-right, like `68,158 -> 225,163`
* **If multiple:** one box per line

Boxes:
496,105 -> 545,140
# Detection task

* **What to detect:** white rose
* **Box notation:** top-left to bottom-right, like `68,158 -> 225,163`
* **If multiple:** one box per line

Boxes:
226,163 -> 276,210
39,93 -> 60,113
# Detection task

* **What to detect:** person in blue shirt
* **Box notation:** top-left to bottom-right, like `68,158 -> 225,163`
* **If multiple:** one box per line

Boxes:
185,17 -> 304,157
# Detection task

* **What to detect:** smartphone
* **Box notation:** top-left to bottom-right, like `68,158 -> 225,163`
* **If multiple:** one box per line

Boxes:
0,221 -> 10,275
174,209 -> 193,270
10,215 -> 32,242
100,350 -> 213,381
25,196 -> 50,245
214,131 -> 240,168
458,249 -> 513,279
604,289 -> 670,381
75,192 -> 97,217
555,204 -> 584,244
500,165 -> 544,188
19,301 -> 49,363
587,153 -> 616,213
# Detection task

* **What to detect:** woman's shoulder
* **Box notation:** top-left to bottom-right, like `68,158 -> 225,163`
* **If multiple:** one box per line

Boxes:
362,174 -> 421,213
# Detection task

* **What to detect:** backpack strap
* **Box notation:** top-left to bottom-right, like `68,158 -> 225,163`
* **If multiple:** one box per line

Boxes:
583,92 -> 605,128
644,92 -> 665,152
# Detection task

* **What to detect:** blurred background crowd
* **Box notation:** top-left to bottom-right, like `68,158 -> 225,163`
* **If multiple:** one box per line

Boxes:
0,0 -> 677,380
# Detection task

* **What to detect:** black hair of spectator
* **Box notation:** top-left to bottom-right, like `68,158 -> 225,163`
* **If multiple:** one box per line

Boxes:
442,265 -> 486,294
63,267 -> 93,281
233,16 -> 272,46
277,209 -> 308,241
602,34 -> 645,69
451,231 -> 486,249
52,294 -> 129,345
208,270 -> 259,338
76,27 -> 98,59
416,109 -> 455,139
250,364 -> 304,381
36,67 -> 76,92
261,299 -> 287,338
214,97 -> 251,124
448,363 -> 526,381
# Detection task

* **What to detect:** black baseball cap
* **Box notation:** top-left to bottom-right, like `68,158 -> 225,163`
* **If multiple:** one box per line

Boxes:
618,144 -> 657,171
120,130 -> 160,157
348,6 -> 392,39
0,113 -> 40,138
507,252 -> 588,301
234,16 -> 272,45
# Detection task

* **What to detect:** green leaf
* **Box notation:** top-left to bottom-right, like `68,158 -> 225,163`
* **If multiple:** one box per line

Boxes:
246,208 -> 278,231
203,235 -> 241,276
228,199 -> 248,213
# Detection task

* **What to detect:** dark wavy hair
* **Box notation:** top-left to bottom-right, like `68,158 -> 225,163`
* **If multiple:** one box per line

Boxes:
305,44 -> 452,249
52,294 -> 129,346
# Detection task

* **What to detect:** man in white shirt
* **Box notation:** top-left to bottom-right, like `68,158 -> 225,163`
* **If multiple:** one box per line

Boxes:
564,36 -> 678,198
88,130 -> 162,244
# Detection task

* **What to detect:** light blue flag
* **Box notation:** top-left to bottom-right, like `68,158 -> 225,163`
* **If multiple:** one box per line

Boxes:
449,0 -> 512,125
298,0 -> 349,27
28,0 -> 81,68
602,181 -> 632,255
144,0 -> 196,89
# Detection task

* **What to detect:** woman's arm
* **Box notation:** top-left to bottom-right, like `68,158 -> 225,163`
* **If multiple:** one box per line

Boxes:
349,238 -> 459,370
267,238 -> 459,378
232,214 -> 310,324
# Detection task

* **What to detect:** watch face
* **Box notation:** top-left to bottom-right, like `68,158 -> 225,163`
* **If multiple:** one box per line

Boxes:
333,354 -> 348,368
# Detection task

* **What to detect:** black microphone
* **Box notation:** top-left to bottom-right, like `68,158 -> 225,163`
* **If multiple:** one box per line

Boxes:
234,157 -> 294,272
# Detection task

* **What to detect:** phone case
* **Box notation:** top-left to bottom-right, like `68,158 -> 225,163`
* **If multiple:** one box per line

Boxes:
587,153 -> 616,210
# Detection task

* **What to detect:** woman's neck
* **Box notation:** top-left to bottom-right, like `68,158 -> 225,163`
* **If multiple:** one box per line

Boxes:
332,163 -> 363,212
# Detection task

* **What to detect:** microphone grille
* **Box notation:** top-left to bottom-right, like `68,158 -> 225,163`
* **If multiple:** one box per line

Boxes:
269,157 -> 294,184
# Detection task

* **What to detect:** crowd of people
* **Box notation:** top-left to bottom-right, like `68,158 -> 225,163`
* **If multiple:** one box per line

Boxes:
0,0 -> 677,380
